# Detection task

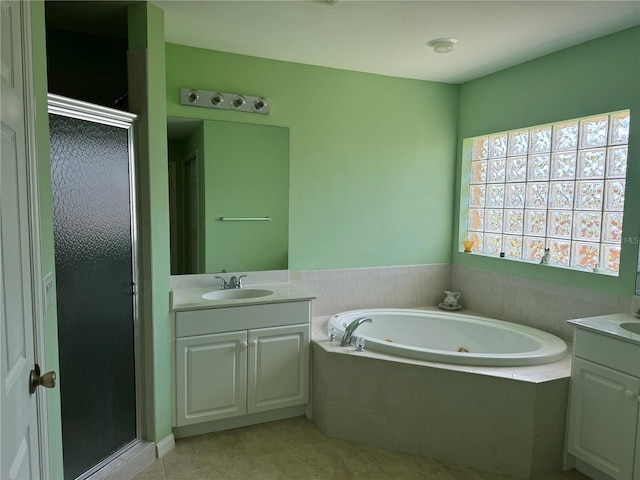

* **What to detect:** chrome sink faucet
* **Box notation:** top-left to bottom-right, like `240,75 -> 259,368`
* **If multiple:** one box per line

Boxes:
215,274 -> 247,290
227,275 -> 246,289
341,317 -> 372,346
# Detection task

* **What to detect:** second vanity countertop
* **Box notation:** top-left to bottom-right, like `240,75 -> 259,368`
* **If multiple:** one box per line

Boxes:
568,312 -> 640,346
171,283 -> 316,311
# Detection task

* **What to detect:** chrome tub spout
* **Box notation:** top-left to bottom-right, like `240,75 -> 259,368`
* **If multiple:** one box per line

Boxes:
340,317 -> 372,346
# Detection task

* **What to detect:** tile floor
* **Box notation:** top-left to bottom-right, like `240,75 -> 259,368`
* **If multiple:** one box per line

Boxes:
133,417 -> 590,480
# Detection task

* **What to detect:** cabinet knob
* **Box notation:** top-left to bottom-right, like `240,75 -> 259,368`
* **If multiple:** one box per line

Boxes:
624,390 -> 635,398
240,341 -> 248,348
249,341 -> 257,347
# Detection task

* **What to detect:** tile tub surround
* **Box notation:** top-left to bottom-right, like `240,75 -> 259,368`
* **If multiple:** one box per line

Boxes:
311,317 -> 571,479
291,263 -> 451,316
451,264 -> 632,342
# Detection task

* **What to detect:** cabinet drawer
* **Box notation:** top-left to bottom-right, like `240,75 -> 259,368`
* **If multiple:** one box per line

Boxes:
176,301 -> 311,337
574,328 -> 640,377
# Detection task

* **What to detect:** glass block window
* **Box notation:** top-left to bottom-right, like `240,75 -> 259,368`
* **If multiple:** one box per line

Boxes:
465,110 -> 630,275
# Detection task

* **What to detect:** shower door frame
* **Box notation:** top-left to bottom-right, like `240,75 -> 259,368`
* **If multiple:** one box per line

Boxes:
47,94 -> 144,479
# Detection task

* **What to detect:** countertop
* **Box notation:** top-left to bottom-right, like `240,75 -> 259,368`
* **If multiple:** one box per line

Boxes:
568,312 -> 640,346
171,283 -> 316,311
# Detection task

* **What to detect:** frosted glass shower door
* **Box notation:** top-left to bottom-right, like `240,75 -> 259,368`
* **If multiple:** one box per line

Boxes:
48,96 -> 138,480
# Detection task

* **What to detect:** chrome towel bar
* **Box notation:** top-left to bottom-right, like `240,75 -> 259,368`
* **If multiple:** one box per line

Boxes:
218,217 -> 271,221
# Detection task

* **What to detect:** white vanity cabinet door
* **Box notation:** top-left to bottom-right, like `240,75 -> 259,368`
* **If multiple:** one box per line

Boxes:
247,324 -> 309,414
176,331 -> 248,426
567,357 -> 640,480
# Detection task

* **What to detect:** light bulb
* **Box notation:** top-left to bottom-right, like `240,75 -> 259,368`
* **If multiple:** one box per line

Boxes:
185,89 -> 199,103
210,93 -> 224,106
232,95 -> 246,108
253,97 -> 268,111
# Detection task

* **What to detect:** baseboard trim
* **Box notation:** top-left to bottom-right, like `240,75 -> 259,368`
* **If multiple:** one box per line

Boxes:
574,459 -> 616,480
172,405 -> 306,439
156,433 -> 175,458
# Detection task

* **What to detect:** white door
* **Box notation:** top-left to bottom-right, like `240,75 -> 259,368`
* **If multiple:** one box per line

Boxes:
175,331 -> 248,426
1,1 -> 45,478
247,324 -> 309,414
567,357 -> 639,480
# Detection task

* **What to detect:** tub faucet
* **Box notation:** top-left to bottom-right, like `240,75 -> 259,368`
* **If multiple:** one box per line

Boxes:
341,317 -> 372,346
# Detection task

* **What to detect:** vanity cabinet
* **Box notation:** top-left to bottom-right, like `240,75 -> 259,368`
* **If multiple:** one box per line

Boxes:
567,328 -> 640,480
174,301 -> 310,429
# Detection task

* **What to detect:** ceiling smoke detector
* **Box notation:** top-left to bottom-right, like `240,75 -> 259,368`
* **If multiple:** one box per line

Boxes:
427,38 -> 458,54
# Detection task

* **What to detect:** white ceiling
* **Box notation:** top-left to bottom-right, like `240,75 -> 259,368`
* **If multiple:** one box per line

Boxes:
44,1 -> 640,84
153,0 -> 640,84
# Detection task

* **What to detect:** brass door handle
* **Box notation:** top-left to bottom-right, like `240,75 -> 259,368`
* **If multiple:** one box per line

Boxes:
29,364 -> 56,394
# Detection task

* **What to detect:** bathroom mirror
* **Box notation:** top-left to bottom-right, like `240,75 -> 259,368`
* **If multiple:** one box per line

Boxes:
167,118 -> 289,274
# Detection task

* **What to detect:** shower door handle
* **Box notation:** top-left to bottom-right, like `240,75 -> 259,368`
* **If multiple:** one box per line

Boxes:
29,364 -> 57,394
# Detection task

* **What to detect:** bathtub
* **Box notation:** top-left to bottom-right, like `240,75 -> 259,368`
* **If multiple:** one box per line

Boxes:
328,308 -> 567,366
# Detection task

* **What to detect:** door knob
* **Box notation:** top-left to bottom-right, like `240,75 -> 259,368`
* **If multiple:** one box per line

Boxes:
29,364 -> 56,394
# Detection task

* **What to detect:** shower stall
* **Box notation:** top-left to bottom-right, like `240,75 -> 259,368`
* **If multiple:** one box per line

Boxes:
48,94 -> 141,480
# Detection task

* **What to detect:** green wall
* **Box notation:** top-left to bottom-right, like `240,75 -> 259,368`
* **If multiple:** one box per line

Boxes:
165,44 -> 460,270
454,26 -> 640,295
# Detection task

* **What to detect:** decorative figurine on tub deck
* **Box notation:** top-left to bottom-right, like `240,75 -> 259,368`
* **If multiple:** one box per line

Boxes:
439,291 -> 462,310
445,291 -> 460,306
540,248 -> 550,265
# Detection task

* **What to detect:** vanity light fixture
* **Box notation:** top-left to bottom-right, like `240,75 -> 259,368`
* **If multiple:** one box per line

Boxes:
427,38 -> 458,53
180,88 -> 270,115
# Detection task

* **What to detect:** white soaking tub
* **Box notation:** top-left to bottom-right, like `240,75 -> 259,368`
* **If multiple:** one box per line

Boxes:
328,308 -> 567,366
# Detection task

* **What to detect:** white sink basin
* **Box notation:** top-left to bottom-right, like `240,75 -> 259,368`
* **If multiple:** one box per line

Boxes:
201,289 -> 274,301
620,322 -> 640,335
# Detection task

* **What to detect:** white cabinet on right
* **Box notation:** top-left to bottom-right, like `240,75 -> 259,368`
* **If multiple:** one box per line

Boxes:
567,325 -> 640,480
